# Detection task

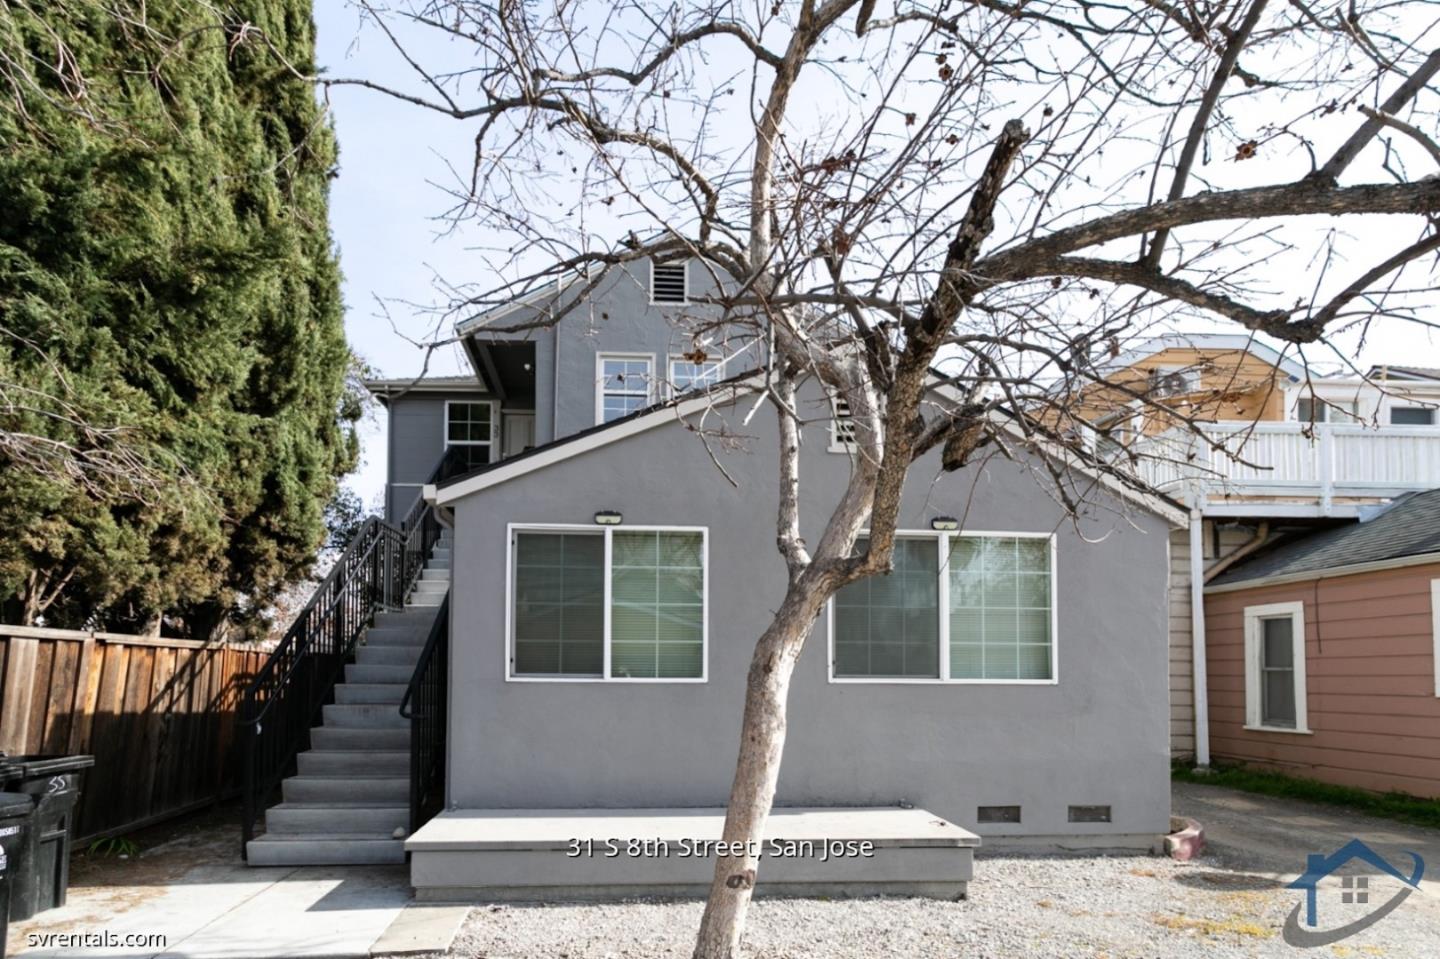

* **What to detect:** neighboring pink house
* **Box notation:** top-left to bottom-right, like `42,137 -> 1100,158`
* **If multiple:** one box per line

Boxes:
1203,489 -> 1440,798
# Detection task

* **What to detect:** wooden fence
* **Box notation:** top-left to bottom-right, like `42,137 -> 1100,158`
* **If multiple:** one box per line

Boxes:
0,624 -> 271,841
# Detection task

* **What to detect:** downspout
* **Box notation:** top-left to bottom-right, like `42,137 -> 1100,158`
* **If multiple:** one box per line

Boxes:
1188,498 -> 1211,769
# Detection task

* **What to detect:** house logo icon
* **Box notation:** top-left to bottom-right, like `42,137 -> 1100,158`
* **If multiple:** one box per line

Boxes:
1283,838 -> 1425,947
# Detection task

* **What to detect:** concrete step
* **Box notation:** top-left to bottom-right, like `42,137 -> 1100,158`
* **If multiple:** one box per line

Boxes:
322,703 -> 409,729
356,645 -> 422,666
345,664 -> 414,684
430,547 -> 451,560
309,727 -> 409,751
426,558 -> 450,571
334,683 -> 407,705
297,750 -> 409,776
366,627 -> 429,647
420,568 -> 450,581
264,803 -> 408,836
412,580 -> 448,596
246,835 -> 405,866
373,609 -> 438,628
406,594 -> 445,608
282,775 -> 407,803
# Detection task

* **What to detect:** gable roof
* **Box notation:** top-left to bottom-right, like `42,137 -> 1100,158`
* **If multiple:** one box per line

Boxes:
1099,333 -> 1307,381
1208,488 -> 1440,589
429,372 -> 1187,525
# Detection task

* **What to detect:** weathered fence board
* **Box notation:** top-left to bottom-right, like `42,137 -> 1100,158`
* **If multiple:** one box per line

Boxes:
0,626 -> 270,840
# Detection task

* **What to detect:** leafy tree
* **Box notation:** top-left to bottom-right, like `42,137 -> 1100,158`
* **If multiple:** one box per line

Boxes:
0,2 -> 357,636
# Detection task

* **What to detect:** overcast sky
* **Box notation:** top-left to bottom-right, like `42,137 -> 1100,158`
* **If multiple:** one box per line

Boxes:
313,5 -> 1440,512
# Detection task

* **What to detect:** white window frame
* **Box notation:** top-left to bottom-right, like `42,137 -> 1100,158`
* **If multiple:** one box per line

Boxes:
1243,600 -> 1311,734
1431,579 -> 1440,699
1390,406 -> 1437,426
666,354 -> 725,399
826,529 -> 1059,685
504,523 -> 709,684
443,399 -> 499,460
595,352 -> 654,425
828,396 -> 857,453
649,259 -> 690,305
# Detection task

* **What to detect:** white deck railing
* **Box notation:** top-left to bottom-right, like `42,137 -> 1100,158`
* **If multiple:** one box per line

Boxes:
1131,422 -> 1440,508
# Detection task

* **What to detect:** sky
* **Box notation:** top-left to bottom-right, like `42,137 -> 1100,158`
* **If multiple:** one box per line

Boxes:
312,4 -> 1440,513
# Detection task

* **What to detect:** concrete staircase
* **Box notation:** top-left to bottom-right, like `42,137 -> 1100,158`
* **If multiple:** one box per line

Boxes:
245,533 -> 451,866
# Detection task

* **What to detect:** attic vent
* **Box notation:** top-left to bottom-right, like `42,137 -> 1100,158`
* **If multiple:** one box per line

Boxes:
1149,366 -> 1199,397
651,261 -> 688,303
977,805 -> 1021,824
1068,804 -> 1112,823
830,397 -> 856,450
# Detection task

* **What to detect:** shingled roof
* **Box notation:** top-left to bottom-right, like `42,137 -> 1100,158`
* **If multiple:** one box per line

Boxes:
1209,488 -> 1440,587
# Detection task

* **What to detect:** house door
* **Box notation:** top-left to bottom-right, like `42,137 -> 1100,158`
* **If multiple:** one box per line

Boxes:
502,413 -> 536,459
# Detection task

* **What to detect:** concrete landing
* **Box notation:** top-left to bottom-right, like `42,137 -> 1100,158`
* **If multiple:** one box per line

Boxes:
407,806 -> 979,902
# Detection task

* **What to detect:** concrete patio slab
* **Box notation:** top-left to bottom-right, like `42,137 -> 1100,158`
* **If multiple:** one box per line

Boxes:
8,862 -> 445,959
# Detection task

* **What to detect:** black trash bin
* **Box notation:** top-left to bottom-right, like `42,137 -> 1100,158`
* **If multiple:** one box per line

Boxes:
0,791 -> 34,959
2,755 -> 93,922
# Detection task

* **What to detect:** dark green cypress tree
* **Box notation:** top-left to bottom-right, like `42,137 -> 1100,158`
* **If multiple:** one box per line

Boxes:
0,2 -> 357,635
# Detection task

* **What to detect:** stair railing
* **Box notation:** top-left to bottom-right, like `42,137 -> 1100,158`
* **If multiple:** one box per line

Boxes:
239,446 -> 462,856
399,591 -> 449,836
239,516 -> 405,854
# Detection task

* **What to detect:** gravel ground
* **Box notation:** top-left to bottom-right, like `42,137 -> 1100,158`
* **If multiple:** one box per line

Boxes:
443,784 -> 1440,958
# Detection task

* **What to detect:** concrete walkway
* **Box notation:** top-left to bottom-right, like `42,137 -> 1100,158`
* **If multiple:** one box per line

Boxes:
8,862 -> 465,959
1174,779 -> 1440,918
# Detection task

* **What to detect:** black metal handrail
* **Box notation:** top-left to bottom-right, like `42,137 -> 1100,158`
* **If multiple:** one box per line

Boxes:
239,446 -> 459,855
239,516 -> 410,853
399,591 -> 449,836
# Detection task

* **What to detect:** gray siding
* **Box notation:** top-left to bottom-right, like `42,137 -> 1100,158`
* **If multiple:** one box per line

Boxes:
468,259 -> 759,444
383,390 -> 490,523
444,382 -> 1175,844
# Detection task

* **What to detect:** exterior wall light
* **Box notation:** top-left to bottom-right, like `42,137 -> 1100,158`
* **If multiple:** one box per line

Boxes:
931,516 -> 960,531
594,510 -> 624,526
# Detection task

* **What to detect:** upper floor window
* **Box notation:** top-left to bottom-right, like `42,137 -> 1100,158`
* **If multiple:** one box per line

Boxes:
1148,365 -> 1200,397
1391,406 -> 1436,426
445,401 -> 495,471
669,356 -> 723,396
597,354 -> 653,424
651,260 -> 689,304
829,396 -> 857,452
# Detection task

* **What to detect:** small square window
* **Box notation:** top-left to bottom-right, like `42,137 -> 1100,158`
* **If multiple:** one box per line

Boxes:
829,397 -> 856,451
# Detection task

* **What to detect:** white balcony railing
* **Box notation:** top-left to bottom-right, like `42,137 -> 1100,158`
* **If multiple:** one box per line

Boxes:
1130,422 -> 1440,510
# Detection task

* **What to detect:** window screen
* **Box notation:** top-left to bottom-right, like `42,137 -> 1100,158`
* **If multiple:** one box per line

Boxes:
949,536 -> 1052,680
651,261 -> 688,303
833,538 -> 940,678
610,531 -> 705,679
1260,616 -> 1297,728
670,359 -> 722,394
512,532 -> 604,676
600,356 -> 652,423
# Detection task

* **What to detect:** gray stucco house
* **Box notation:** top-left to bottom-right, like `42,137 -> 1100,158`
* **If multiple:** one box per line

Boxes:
322,256 -> 1186,895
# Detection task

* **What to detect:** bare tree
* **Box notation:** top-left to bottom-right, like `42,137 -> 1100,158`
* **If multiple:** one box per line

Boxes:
273,1 -> 1439,954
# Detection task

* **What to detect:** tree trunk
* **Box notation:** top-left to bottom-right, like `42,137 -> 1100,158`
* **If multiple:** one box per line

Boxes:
692,577 -> 832,959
